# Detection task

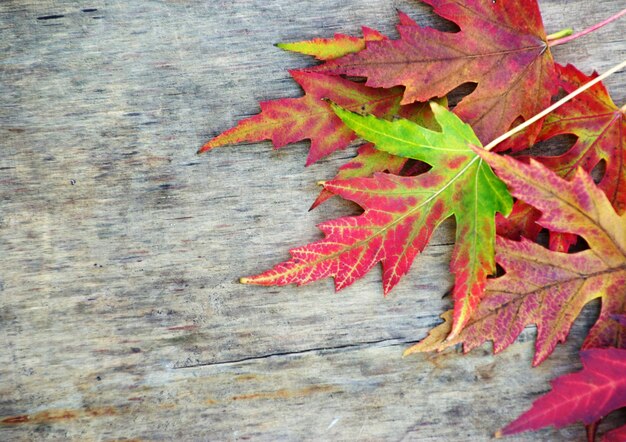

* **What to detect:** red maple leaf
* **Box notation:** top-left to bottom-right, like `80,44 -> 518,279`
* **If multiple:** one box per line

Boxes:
406,153 -> 626,364
309,143 -> 409,210
199,71 -> 412,165
200,26 -> 391,166
497,64 -> 626,252
603,424 -> 626,442
498,348 -> 626,440
311,0 -> 557,145
536,64 -> 626,214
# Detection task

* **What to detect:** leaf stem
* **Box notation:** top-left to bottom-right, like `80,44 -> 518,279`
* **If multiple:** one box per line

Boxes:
546,28 -> 573,41
548,8 -> 626,47
484,59 -> 626,152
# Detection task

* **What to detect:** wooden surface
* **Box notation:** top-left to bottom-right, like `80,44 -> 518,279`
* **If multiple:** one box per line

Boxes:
1,1 -> 625,440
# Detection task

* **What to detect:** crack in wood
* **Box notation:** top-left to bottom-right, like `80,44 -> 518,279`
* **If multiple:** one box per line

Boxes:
173,336 -> 421,369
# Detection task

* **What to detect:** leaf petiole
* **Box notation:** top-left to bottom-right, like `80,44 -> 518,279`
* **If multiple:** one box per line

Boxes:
548,8 -> 626,47
546,28 -> 572,41
484,59 -> 626,152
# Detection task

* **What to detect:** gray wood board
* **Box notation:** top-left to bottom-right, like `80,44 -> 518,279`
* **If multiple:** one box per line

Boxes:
1,0 -> 625,440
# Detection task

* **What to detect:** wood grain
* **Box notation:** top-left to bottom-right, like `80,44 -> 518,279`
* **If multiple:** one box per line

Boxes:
1,0 -> 625,440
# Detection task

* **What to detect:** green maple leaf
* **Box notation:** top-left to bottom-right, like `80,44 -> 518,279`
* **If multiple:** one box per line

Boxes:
242,102 -> 512,337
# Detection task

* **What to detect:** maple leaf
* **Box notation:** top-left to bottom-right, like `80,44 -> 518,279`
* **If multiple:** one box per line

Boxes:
496,198 -> 576,253
396,10 -> 418,27
537,64 -> 626,214
615,315 -> 626,327
406,152 -> 626,364
310,0 -> 557,145
309,143 -> 408,210
276,27 -> 385,61
242,102 -> 512,336
199,70 -> 413,165
497,348 -> 626,439
494,201 -> 542,244
311,99 -> 444,210
497,64 -> 626,252
276,9 -> 416,61
603,424 -> 626,442
536,63 -> 626,252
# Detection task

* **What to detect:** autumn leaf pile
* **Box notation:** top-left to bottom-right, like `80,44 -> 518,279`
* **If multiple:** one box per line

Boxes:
200,1 -> 626,439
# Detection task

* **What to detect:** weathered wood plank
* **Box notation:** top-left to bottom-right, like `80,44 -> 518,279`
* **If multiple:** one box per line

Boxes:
1,0 -> 625,440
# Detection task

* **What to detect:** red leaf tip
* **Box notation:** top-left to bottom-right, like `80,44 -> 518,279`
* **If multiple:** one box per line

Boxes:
197,142 -> 213,154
